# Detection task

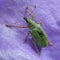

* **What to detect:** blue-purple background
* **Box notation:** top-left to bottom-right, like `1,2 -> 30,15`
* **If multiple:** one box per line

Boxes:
0,0 -> 60,60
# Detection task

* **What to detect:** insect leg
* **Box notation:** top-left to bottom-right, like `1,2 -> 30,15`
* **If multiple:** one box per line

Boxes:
32,39 -> 40,55
37,22 -> 42,25
25,6 -> 34,20
23,31 -> 30,43
5,24 -> 27,28
48,40 -> 53,46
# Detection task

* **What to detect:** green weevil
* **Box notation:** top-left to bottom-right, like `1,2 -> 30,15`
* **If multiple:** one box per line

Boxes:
5,6 -> 52,55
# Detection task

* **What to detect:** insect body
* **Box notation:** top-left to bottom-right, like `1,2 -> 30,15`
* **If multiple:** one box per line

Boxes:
24,17 -> 50,48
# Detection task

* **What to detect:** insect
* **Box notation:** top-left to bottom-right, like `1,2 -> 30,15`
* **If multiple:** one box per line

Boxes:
5,6 -> 52,55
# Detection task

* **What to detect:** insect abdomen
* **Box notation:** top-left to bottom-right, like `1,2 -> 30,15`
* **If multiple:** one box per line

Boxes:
30,29 -> 48,48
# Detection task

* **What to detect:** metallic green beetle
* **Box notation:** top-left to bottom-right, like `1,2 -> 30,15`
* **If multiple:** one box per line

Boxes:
24,17 -> 49,47
23,17 -> 52,55
5,6 -> 52,55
